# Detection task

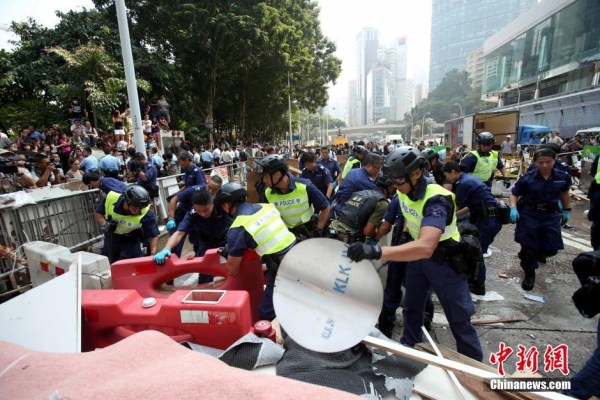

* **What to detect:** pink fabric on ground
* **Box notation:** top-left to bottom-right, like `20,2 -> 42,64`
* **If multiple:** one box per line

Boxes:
0,330 -> 360,399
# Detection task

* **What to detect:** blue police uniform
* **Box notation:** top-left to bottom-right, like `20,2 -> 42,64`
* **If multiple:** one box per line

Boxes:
453,172 -> 502,288
460,151 -> 504,187
177,204 -> 232,283
301,164 -> 332,198
95,195 -> 159,261
588,156 -> 600,250
400,177 -> 483,361
334,168 -> 377,212
183,165 -> 207,188
170,185 -> 205,257
99,177 -> 128,194
512,168 -> 571,270
80,155 -> 99,173
318,157 -> 342,182
137,163 -> 157,187
227,202 -> 295,320
98,154 -> 121,176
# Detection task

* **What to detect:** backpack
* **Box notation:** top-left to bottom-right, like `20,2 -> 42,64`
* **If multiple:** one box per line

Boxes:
458,222 -> 482,279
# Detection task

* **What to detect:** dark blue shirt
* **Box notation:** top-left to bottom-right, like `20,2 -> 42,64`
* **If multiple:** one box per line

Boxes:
336,168 -> 377,205
226,203 -> 293,258
459,151 -> 505,182
174,185 -> 206,222
99,177 -> 128,194
301,165 -> 332,197
137,163 -> 157,187
177,206 -> 232,244
260,173 -> 329,212
511,168 -> 571,205
318,157 -> 342,180
183,165 -> 207,187
95,194 -> 159,239
453,173 -> 497,209
383,194 -> 403,225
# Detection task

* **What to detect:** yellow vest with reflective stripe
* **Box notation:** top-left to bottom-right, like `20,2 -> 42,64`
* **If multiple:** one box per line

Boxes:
230,203 -> 296,256
265,181 -> 314,228
398,183 -> 460,242
104,191 -> 150,235
595,166 -> 600,184
469,150 -> 499,182
341,157 -> 361,179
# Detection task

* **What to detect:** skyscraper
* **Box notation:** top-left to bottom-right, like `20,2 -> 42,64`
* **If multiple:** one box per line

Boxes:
384,37 -> 413,120
366,67 -> 394,124
356,28 -> 379,125
429,0 -> 537,92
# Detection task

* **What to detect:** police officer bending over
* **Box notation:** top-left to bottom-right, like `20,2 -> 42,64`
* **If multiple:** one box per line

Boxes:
347,146 -> 483,361
83,171 -> 128,194
334,153 -> 383,212
154,188 -> 232,283
443,161 -> 503,295
460,132 -> 510,188
300,151 -> 333,200
421,149 -> 445,186
330,174 -> 396,243
339,145 -> 368,184
257,154 -> 330,239
215,183 -> 296,321
94,185 -> 159,262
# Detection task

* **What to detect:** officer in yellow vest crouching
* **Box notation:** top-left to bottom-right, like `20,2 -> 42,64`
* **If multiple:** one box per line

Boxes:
215,182 -> 296,321
94,185 -> 159,263
347,146 -> 483,361
257,154 -> 330,240
459,132 -> 509,188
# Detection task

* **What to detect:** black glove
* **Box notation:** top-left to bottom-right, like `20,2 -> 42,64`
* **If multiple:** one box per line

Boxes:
128,160 -> 141,172
309,228 -> 323,238
103,216 -> 118,234
346,243 -> 382,262
217,245 -> 229,259
503,177 -> 511,189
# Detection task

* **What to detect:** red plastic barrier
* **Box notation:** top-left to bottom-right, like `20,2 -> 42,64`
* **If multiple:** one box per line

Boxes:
81,289 -> 253,352
110,249 -> 264,321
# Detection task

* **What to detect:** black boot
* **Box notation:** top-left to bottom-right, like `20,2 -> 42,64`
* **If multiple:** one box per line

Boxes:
522,269 -> 536,291
424,301 -> 434,331
469,282 -> 486,296
377,308 -> 395,338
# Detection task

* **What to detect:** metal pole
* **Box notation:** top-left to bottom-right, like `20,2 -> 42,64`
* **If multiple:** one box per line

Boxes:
326,113 -> 329,142
422,112 -> 430,142
288,72 -> 293,152
115,0 -> 144,153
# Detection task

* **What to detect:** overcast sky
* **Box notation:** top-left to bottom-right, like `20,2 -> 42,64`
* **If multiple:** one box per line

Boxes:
1,0 -> 432,119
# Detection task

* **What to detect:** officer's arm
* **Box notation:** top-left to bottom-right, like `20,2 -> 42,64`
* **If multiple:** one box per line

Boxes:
225,256 -> 243,276
509,193 -> 519,208
375,220 -> 392,241
380,226 -> 443,262
165,231 -> 186,250
325,182 -> 333,199
148,236 -> 158,255
560,190 -> 571,210
168,195 -> 179,219
95,212 -> 106,226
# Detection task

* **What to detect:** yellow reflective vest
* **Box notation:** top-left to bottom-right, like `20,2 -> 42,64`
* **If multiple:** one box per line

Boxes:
265,180 -> 314,228
104,191 -> 150,235
341,156 -> 361,179
230,203 -> 296,256
469,150 -> 499,182
398,183 -> 460,242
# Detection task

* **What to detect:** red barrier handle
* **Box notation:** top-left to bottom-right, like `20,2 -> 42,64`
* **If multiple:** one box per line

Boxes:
113,326 -> 193,343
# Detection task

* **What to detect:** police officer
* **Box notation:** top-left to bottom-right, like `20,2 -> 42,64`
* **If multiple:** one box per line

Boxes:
131,152 -> 158,199
443,160 -> 503,295
588,154 -> 600,250
165,185 -> 205,257
83,171 -> 128,194
330,174 -> 395,243
257,154 -> 330,239
421,148 -> 445,185
460,132 -> 510,188
215,183 -> 296,320
526,143 -> 570,174
339,145 -> 368,184
97,147 -> 122,178
94,185 -> 159,262
179,150 -> 207,189
154,188 -> 232,283
510,147 -> 571,291
300,151 -> 333,199
347,146 -> 483,361
334,153 -> 383,210
318,146 -> 342,188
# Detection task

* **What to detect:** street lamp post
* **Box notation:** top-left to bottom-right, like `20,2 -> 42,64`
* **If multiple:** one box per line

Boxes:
454,103 -> 463,117
407,113 -> 413,144
288,72 -> 293,151
422,112 -> 430,141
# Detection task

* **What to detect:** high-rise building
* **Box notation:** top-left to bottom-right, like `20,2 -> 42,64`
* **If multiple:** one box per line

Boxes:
356,28 -> 379,125
429,0 -> 537,92
347,80 -> 358,127
466,48 -> 484,88
384,37 -> 414,120
366,67 -> 394,124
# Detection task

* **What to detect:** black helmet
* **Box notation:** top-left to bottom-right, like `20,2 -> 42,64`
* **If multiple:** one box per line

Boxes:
353,145 -> 368,156
256,154 -> 288,174
123,185 -> 150,208
476,132 -> 495,145
383,146 -> 426,178
375,173 -> 393,187
421,148 -> 439,161
82,171 -> 101,185
214,183 -> 247,207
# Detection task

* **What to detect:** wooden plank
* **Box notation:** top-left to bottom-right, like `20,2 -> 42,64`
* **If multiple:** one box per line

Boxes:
472,317 -> 526,325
